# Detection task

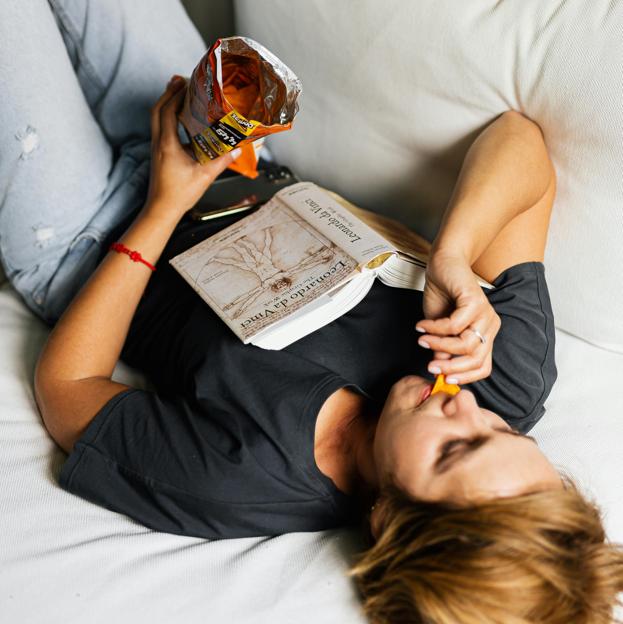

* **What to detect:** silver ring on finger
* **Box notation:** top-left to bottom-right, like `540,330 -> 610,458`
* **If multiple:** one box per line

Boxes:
469,326 -> 487,345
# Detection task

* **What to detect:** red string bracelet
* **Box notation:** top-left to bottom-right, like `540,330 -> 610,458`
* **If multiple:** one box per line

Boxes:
109,242 -> 156,271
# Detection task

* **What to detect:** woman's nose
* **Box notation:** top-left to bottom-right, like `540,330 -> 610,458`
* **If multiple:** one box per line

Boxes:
443,389 -> 488,427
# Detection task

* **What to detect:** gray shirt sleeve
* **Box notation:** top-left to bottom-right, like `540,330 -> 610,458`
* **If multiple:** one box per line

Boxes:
468,261 -> 557,433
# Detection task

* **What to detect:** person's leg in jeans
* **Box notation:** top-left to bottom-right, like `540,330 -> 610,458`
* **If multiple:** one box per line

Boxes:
0,0 -> 205,325
48,0 -> 205,148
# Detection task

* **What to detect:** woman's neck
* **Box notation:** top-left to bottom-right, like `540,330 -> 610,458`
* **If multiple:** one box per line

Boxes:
314,388 -> 379,501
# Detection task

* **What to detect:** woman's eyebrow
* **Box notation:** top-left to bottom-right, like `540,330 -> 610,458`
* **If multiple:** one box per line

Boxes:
435,436 -> 488,474
435,429 -> 537,475
504,428 -> 538,445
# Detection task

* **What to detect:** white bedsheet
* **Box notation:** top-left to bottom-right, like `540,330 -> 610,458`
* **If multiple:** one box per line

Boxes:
0,282 -> 621,623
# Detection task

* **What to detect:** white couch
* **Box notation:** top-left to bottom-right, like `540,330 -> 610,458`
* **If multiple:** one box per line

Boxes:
1,1 -> 621,622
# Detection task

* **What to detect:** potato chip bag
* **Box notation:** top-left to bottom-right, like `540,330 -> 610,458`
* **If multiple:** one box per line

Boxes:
179,36 -> 302,179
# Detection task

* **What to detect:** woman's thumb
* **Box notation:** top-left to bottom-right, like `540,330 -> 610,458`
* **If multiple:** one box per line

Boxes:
228,147 -> 243,163
447,301 -> 476,335
205,147 -> 242,179
220,147 -> 243,167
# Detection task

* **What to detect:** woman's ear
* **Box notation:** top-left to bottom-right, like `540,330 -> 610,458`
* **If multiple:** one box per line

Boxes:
369,495 -> 390,540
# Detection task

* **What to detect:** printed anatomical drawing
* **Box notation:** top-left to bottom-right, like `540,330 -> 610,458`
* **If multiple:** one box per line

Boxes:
207,226 -> 336,319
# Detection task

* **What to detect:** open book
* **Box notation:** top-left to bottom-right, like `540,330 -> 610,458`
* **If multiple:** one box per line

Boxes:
169,182 -> 494,350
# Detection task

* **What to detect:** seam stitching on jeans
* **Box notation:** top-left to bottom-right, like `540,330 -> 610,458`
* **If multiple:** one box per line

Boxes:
66,228 -> 103,256
48,0 -> 106,92
124,155 -> 151,190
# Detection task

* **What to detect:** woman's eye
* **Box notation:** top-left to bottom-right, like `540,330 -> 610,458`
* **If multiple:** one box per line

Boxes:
439,439 -> 465,462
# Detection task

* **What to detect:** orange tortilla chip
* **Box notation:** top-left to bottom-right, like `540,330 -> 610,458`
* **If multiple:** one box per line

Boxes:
431,374 -> 461,396
227,143 -> 262,180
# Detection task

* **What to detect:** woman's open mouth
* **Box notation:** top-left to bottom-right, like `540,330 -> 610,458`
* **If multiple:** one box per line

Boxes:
418,383 -> 434,406
417,382 -> 460,409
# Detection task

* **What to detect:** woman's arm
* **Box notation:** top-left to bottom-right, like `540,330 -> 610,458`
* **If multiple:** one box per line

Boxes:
35,75 -> 240,454
415,110 -> 556,384
431,110 -> 555,267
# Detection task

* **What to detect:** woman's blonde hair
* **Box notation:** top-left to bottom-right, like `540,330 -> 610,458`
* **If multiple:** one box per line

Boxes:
350,478 -> 623,624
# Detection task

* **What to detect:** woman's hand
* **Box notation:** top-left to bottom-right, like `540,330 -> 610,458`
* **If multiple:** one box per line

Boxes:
415,250 -> 501,385
144,75 -> 241,222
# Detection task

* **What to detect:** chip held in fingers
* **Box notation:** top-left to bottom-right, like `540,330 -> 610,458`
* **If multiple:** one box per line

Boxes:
431,374 -> 461,396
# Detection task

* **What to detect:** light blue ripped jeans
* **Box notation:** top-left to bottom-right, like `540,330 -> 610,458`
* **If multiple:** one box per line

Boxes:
0,0 -> 205,324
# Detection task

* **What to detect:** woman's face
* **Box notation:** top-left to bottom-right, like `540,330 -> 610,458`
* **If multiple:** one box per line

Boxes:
372,376 -> 562,506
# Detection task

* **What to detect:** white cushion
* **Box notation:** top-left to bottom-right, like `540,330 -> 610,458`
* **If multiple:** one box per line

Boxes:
1,280 -> 621,621
0,283 -> 366,624
235,0 -> 623,352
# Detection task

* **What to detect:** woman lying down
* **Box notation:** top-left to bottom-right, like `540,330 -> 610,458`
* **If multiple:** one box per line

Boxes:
4,4 -> 621,623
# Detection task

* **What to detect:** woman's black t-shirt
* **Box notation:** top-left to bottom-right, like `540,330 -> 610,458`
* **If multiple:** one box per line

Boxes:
58,215 -> 557,540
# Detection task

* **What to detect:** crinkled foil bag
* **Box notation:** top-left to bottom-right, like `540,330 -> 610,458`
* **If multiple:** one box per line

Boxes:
179,36 -> 302,179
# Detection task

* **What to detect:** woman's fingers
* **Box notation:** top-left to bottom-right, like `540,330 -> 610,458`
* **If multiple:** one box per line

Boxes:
160,80 -> 187,150
427,349 -> 490,375
204,148 -> 243,180
423,320 -> 501,383
418,328 -> 484,355
418,313 -> 498,354
426,348 -> 493,384
157,75 -> 242,180
415,298 -> 479,337
443,361 -> 493,385
151,75 -> 185,146
418,310 -> 501,383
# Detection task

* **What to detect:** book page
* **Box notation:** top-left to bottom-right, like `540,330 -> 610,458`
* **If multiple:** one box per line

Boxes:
169,198 -> 360,342
325,189 -> 494,290
325,191 -> 431,264
277,182 -> 396,267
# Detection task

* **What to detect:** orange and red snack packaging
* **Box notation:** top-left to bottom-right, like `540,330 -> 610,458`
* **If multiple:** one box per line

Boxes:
179,36 -> 302,179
